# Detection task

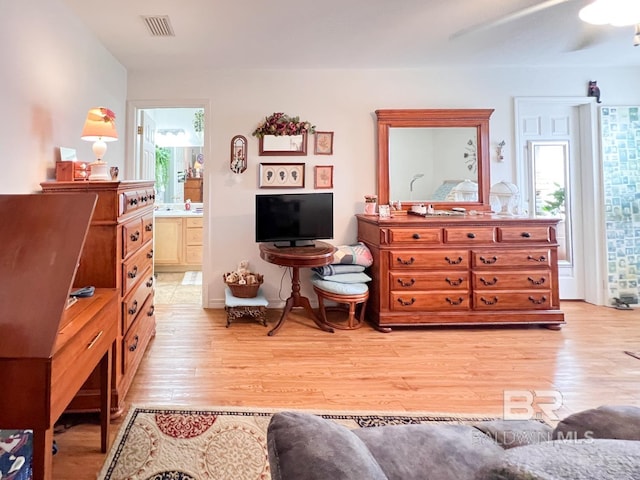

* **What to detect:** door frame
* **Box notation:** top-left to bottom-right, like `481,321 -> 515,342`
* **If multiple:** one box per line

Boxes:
125,99 -> 211,308
514,97 -> 606,305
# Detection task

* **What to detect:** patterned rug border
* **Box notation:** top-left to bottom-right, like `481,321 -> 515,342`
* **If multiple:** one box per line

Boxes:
99,405 -> 500,480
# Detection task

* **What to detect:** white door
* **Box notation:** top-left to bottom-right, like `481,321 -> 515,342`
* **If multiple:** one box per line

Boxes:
138,111 -> 156,181
515,99 -> 591,300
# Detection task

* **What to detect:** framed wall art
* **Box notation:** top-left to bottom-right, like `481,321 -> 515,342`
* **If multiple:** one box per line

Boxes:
314,131 -> 334,155
259,163 -> 305,188
314,165 -> 334,189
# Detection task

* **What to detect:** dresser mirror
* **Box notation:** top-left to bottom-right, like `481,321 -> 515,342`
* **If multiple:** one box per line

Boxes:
376,109 -> 494,211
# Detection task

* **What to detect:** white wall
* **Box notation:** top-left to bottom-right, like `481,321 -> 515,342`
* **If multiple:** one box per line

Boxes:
0,0 -> 127,194
127,67 -> 640,307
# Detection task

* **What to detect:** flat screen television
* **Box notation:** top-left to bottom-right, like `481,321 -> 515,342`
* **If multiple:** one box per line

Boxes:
255,192 -> 334,247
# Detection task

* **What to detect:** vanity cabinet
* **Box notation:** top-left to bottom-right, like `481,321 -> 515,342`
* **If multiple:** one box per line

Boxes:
41,180 -> 156,414
155,215 -> 203,271
357,214 -> 564,330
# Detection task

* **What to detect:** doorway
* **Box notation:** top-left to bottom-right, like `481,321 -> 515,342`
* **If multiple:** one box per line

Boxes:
514,97 -> 604,304
126,100 -> 209,306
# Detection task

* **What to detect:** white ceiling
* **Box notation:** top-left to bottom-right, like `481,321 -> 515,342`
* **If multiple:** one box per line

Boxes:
61,0 -> 640,71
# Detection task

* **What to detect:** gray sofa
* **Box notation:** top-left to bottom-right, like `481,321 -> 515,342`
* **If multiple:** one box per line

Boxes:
267,405 -> 640,480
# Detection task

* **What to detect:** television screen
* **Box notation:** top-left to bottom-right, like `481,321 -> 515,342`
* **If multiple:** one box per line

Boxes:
255,193 -> 334,246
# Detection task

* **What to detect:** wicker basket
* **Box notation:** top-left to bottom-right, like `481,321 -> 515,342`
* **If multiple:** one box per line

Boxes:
223,273 -> 264,298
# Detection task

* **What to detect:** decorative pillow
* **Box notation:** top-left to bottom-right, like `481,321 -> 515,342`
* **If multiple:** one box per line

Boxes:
311,275 -> 369,295
312,264 -> 365,276
267,412 -> 388,480
472,420 -> 553,449
553,405 -> 640,440
332,242 -> 373,267
317,272 -> 372,284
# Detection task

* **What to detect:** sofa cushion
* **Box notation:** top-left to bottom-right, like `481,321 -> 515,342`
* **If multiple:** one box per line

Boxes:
553,405 -> 640,440
355,423 -> 504,480
472,420 -> 553,449
267,411 -> 388,480
476,439 -> 640,480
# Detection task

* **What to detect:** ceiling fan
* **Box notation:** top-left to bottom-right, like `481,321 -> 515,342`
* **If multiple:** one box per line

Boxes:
450,0 -> 640,49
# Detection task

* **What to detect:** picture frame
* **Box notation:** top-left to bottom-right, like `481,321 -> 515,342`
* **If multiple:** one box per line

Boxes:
314,131 -> 334,155
259,163 -> 305,188
314,165 -> 334,189
259,133 -> 307,156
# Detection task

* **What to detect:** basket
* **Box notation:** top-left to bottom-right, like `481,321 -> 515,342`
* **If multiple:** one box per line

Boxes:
223,273 -> 264,298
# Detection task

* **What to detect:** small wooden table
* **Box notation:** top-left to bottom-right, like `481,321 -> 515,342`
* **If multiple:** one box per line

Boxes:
259,241 -> 336,336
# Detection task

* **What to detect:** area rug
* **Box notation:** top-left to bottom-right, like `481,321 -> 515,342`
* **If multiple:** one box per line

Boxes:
181,271 -> 202,286
97,406 -> 496,480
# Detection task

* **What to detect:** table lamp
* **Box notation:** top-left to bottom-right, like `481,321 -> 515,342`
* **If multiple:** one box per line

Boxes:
81,107 -> 118,181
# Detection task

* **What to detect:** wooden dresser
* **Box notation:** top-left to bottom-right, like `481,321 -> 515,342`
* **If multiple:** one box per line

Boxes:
184,177 -> 203,202
41,181 -> 156,414
357,213 -> 565,331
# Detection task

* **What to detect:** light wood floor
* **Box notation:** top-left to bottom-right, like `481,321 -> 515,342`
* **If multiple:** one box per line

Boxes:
52,301 -> 640,479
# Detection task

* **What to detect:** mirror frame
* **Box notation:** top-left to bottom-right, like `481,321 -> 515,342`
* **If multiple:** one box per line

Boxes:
376,109 -> 494,211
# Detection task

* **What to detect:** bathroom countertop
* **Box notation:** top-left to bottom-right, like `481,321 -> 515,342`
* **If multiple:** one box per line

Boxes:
154,204 -> 203,218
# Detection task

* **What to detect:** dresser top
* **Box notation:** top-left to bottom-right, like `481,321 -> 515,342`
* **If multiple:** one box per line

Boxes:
356,213 -> 561,227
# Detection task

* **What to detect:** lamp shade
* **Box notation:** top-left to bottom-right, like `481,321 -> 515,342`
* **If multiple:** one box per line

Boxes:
81,107 -> 118,141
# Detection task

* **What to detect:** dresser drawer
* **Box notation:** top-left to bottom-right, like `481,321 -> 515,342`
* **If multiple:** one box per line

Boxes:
121,190 -> 142,214
390,271 -> 469,290
498,226 -> 551,243
473,291 -> 552,310
122,242 -> 154,295
444,226 -> 496,244
391,292 -> 470,311
122,266 -> 154,335
471,249 -> 551,268
142,212 -> 154,245
388,250 -> 469,269
472,271 -> 551,290
122,298 -> 155,378
122,217 -> 143,258
388,228 -> 442,245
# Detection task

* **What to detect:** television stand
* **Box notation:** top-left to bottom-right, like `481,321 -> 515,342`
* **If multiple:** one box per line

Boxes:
273,240 -> 316,248
259,241 -> 336,336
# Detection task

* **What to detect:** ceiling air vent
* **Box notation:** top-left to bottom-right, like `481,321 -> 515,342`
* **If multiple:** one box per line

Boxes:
142,15 -> 175,37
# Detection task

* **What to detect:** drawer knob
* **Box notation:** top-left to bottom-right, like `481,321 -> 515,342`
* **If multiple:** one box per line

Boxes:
527,276 -> 546,286
147,249 -> 154,259
521,232 -> 531,238
147,305 -> 155,317
446,297 -> 464,305
479,256 -> 497,265
146,277 -> 154,288
128,300 -> 138,315
145,224 -> 153,232
445,256 -> 463,265
396,256 -> 415,265
128,266 -> 138,279
128,334 -> 139,352
397,278 -> 416,287
412,233 -> 421,239
445,277 -> 464,286
397,297 -> 416,306
480,296 -> 499,305
129,198 -> 138,206
130,231 -> 140,242
528,295 -> 547,305
527,255 -> 547,262
467,233 -> 476,239
480,277 -> 498,286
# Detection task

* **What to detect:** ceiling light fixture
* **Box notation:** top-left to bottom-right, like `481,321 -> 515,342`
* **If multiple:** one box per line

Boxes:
579,0 -> 640,26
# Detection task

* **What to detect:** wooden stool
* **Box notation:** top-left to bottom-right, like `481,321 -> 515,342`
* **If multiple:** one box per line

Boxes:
313,285 -> 369,330
224,287 -> 268,327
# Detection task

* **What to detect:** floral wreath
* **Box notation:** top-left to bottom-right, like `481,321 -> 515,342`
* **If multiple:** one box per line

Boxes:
252,112 -> 315,137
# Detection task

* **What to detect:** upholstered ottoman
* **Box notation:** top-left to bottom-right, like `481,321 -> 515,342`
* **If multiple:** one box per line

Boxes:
310,275 -> 369,330
224,287 -> 268,327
